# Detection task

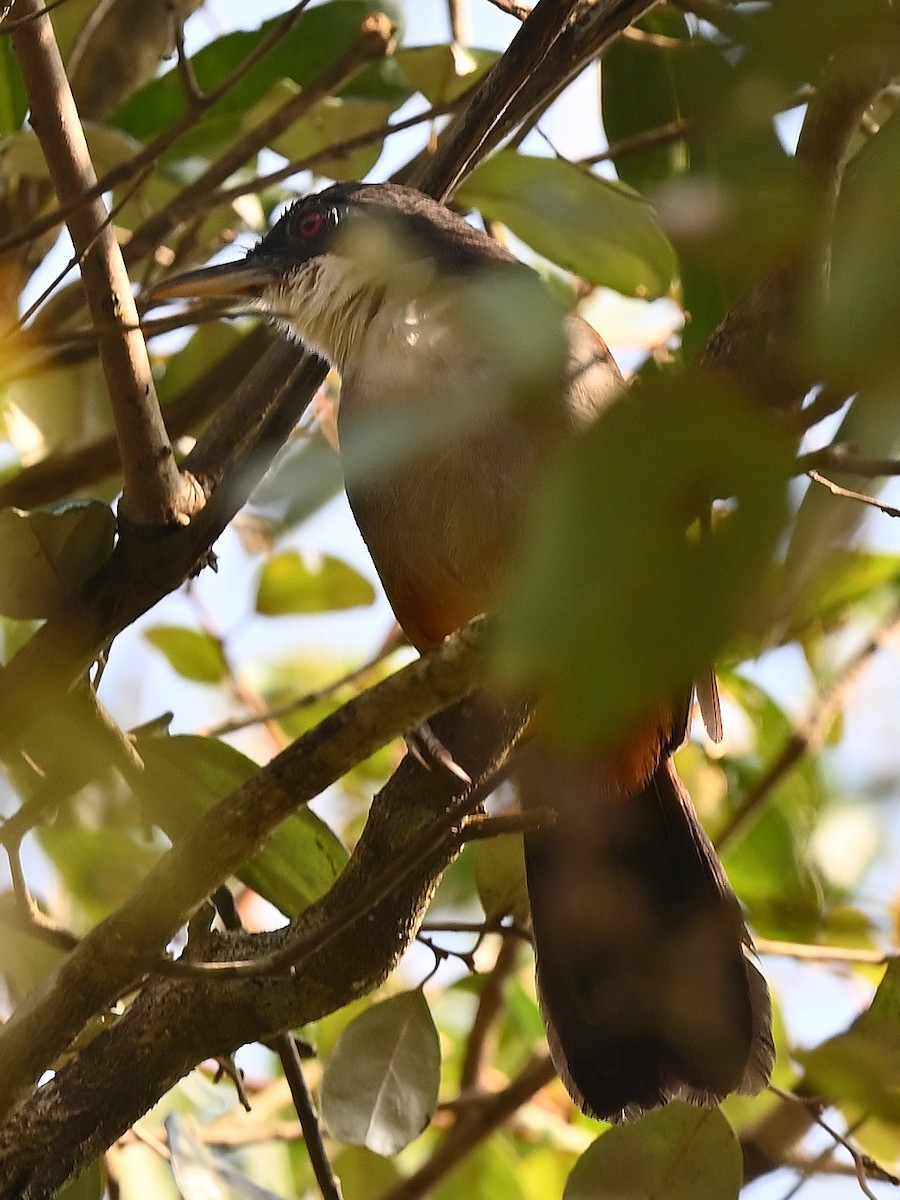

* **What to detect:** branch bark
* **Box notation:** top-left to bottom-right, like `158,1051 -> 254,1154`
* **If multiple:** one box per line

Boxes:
10,0 -> 198,526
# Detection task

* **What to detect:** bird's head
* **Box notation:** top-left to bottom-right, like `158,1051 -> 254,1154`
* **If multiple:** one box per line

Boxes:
149,182 -> 516,368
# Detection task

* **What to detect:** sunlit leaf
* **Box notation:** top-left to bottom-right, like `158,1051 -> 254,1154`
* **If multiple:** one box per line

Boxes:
144,626 -> 229,684
565,1104 -> 742,1200
396,43 -> 498,105
136,735 -> 348,918
112,1 -> 408,142
255,550 -> 375,615
321,990 -> 441,1155
458,152 -> 677,298
475,833 -> 528,922
0,501 -> 115,619
246,89 -> 394,182
800,959 -> 900,1122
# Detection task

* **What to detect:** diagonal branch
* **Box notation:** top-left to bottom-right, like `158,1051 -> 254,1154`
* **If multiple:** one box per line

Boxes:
10,0 -> 198,526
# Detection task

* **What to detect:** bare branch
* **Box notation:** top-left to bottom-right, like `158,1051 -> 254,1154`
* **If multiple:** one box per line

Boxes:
10,0 -> 199,526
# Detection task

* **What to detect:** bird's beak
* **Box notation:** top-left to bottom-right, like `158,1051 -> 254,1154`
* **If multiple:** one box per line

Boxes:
148,258 -> 277,303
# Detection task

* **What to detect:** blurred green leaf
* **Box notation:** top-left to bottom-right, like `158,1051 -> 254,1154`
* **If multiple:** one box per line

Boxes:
601,11 -> 690,193
784,549 -> 900,641
136,734 -> 348,918
396,43 -> 498,105
39,823 -> 163,926
435,1138 -> 527,1200
250,434 -> 344,534
144,626 -> 229,684
332,1145 -> 402,1200
492,373 -> 790,747
112,1 -> 408,144
809,114 -> 900,388
0,40 -> 27,134
718,673 -> 827,938
0,501 -> 115,619
475,834 -> 528,923
0,124 -> 140,189
55,1159 -> 105,1200
256,550 -> 375,615
458,152 -> 678,298
321,990 -> 441,1155
565,1104 -> 742,1200
240,85 -> 393,182
800,959 -> 900,1122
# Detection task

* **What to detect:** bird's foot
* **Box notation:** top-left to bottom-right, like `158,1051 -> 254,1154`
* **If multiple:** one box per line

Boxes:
405,721 -> 471,785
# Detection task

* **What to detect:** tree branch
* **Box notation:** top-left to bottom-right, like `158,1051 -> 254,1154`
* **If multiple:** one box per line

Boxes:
10,0 -> 198,526
0,691 -> 528,1197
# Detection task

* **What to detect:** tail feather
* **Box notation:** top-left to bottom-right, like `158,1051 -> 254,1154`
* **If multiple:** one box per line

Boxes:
519,752 -> 774,1121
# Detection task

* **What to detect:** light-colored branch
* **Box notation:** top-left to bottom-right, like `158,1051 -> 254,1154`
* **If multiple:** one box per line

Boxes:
807,470 -> 900,521
10,0 -> 197,526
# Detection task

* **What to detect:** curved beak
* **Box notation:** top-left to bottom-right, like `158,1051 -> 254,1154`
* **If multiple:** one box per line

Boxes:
148,258 -> 278,303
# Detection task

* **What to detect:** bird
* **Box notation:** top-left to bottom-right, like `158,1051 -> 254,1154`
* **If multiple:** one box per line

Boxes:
151,180 -> 774,1121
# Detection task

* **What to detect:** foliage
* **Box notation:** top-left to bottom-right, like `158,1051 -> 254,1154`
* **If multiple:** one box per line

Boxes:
0,2 -> 899,1199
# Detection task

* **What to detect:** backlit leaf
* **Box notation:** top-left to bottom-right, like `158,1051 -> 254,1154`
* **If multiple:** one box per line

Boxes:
457,152 -> 677,298
0,501 -> 115,619
144,626 -> 229,684
256,550 -> 375,615
565,1104 -> 742,1200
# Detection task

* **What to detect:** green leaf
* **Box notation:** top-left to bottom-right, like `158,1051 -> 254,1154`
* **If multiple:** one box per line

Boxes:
55,1159 -> 106,1200
474,834 -> 528,923
601,11 -> 690,193
144,626 -> 229,684
396,43 -> 498,105
800,959 -> 900,1122
565,1104 -> 742,1200
0,39 -> 27,134
0,501 -> 115,619
321,990 -> 441,1155
136,734 -> 348,918
39,823 -> 164,925
112,1 -> 408,143
492,372 -> 790,748
457,152 -> 677,298
245,89 -> 395,182
256,550 -> 375,615
250,434 -> 344,534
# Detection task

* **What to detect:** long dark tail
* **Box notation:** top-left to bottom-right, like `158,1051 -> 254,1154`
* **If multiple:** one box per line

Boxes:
519,752 -> 773,1121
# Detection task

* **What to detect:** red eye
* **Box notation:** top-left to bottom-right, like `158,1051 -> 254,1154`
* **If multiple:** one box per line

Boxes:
295,209 -> 326,239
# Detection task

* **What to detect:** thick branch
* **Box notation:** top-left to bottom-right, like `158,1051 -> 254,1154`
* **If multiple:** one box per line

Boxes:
0,693 -> 528,1198
0,622 -> 492,1120
10,0 -> 195,525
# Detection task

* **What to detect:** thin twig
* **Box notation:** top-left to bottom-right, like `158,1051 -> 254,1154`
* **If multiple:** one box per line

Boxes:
202,648 -> 394,738
275,1033 -> 343,1200
754,937 -> 887,966
807,470 -> 900,520
716,607 -> 900,853
458,934 -> 521,1093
